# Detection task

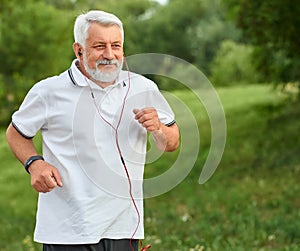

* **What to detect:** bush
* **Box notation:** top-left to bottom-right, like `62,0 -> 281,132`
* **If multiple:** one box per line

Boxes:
0,1 -> 74,126
209,40 -> 262,86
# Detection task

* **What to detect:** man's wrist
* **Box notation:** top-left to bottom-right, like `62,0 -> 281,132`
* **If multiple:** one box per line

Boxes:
24,155 -> 44,174
152,122 -> 164,135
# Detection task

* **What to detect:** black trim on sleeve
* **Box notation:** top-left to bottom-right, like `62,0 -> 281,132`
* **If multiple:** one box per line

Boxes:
165,120 -> 176,127
11,122 -> 34,139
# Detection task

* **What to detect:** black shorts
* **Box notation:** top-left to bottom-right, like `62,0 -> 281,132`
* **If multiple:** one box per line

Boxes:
43,239 -> 138,251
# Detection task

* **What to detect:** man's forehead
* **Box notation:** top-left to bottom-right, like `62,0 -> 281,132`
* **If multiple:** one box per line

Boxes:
87,23 -> 122,37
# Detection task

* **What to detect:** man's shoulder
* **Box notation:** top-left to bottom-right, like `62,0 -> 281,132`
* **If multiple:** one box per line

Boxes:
33,69 -> 70,90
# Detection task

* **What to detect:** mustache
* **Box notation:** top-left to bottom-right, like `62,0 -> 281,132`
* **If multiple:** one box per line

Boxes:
96,59 -> 119,67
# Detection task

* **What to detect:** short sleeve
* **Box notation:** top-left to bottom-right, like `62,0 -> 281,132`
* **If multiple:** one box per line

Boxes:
12,83 -> 48,138
129,74 -> 176,127
149,86 -> 175,126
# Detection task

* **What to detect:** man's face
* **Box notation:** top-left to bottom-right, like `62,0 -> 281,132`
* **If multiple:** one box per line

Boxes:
83,23 -> 124,83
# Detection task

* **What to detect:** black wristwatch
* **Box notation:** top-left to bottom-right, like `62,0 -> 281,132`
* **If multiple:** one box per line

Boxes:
24,155 -> 44,174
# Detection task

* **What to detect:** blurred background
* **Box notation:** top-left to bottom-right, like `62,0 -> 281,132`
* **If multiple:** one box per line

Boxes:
0,0 -> 299,250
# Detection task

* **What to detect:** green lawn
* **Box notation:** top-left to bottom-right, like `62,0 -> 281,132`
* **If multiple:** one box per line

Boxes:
0,84 -> 299,251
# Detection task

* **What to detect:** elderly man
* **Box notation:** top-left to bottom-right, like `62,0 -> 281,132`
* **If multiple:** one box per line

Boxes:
6,10 -> 179,251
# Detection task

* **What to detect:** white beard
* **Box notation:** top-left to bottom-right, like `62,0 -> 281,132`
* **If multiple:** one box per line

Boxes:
83,57 -> 123,83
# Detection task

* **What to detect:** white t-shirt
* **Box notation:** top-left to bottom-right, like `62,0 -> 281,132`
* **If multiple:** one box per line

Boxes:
12,60 -> 175,244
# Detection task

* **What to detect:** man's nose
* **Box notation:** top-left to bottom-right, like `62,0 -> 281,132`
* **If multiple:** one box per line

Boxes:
103,46 -> 114,60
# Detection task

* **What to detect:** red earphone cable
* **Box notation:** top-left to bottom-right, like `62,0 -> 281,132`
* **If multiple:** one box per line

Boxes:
86,59 -> 151,251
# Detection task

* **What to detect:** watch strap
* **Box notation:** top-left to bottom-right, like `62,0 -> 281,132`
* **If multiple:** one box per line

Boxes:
24,155 -> 44,174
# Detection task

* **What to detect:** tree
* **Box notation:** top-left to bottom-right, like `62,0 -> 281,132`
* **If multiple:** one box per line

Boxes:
133,0 -> 241,76
0,1 -> 73,81
137,0 -> 205,62
187,0 -> 241,74
209,40 -> 261,85
0,0 -> 74,125
223,0 -> 300,84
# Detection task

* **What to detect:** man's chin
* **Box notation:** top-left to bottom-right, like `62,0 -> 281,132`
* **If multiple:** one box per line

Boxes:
94,72 -> 119,83
85,64 -> 121,83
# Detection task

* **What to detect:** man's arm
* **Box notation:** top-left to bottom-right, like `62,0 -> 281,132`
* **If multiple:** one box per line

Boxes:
133,108 -> 179,152
6,123 -> 62,192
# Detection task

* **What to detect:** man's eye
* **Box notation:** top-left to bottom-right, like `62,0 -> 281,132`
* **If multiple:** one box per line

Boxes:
94,45 -> 105,49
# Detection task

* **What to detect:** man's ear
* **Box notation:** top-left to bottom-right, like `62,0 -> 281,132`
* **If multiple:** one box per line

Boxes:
73,43 -> 83,59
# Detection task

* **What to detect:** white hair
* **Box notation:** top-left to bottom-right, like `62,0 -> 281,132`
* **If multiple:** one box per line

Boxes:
74,10 -> 124,47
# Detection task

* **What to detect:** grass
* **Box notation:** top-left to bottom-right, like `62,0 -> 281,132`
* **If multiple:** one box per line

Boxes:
0,84 -> 299,251
0,132 -> 40,251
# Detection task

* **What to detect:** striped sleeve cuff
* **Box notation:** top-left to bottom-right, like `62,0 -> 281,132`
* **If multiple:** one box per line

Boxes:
12,122 -> 34,139
165,120 -> 176,127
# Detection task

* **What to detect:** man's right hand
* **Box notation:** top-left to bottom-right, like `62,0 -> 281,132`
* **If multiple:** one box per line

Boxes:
28,161 -> 63,193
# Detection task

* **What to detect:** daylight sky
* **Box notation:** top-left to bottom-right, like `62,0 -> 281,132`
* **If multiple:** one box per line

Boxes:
155,0 -> 168,5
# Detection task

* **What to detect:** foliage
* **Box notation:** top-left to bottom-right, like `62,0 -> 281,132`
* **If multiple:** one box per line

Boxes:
222,0 -> 300,83
1,84 -> 299,250
0,0 -> 74,126
0,1 -> 73,81
142,0 -> 241,75
187,0 -> 241,74
136,0 -> 206,62
209,40 -> 262,86
126,0 -> 242,87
